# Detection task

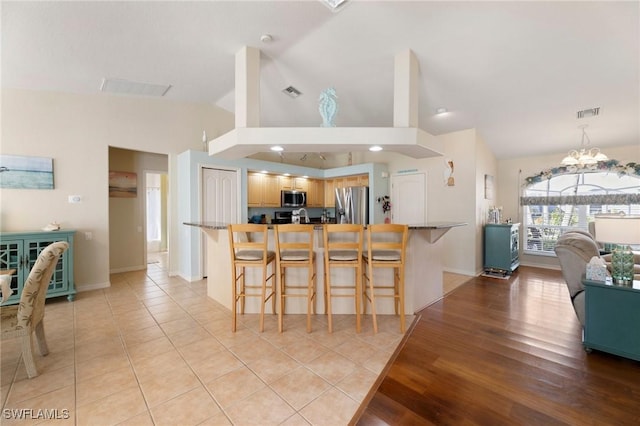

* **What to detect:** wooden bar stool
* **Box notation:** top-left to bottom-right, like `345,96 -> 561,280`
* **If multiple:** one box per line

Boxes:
228,224 -> 276,332
322,224 -> 364,333
363,224 -> 409,333
274,224 -> 317,333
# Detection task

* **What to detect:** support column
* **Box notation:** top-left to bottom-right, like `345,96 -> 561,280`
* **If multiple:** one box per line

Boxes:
393,49 -> 419,128
235,46 -> 261,128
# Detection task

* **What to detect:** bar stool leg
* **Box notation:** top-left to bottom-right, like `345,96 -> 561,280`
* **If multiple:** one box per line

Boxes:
398,266 -> 406,333
326,267 -> 333,333
240,267 -> 246,314
231,266 -> 238,332
306,263 -> 313,333
278,264 -> 284,333
356,264 -> 362,333
367,262 -> 377,334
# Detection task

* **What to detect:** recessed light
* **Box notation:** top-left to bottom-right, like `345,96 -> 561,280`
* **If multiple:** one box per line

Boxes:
301,175 -> 309,179
369,146 -> 383,152
260,170 -> 269,174
270,146 -> 284,152
436,107 -> 448,115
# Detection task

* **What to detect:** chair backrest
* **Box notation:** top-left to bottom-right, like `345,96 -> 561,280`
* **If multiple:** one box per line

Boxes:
274,224 -> 314,262
228,224 -> 270,263
366,224 -> 408,262
323,224 -> 364,263
17,241 -> 69,330
554,232 -> 599,299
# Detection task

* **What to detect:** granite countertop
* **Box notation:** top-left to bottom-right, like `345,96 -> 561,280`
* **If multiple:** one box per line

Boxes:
184,221 -> 467,230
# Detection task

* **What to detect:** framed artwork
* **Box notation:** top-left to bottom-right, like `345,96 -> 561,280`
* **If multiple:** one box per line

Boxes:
484,174 -> 494,200
0,154 -> 54,189
109,171 -> 137,198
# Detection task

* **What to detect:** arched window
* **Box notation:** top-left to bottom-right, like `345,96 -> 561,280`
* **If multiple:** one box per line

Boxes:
520,161 -> 640,255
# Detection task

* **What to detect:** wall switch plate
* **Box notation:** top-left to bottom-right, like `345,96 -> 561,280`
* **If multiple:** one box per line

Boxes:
68,195 -> 82,203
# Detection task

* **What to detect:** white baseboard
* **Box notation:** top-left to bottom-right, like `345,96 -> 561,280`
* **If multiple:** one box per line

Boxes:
109,265 -> 147,274
518,261 -> 560,271
443,267 -> 477,277
76,281 -> 111,292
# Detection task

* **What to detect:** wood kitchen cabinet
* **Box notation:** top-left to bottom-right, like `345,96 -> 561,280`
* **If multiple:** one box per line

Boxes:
248,173 -> 280,207
279,176 -> 308,192
307,179 -> 325,207
324,179 -> 336,207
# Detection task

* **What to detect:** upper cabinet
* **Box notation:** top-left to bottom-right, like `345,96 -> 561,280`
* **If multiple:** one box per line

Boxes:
307,179 -> 325,208
324,174 -> 368,208
248,172 -> 280,207
280,176 -> 308,192
249,172 -> 369,209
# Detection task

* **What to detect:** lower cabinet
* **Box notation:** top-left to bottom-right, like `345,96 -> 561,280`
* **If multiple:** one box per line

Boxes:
0,230 -> 76,304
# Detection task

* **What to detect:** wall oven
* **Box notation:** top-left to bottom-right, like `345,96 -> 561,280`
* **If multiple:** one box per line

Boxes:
281,190 -> 306,208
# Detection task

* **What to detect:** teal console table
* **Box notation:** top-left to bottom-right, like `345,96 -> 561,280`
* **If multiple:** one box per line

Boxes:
483,223 -> 520,274
583,278 -> 640,361
0,230 -> 76,304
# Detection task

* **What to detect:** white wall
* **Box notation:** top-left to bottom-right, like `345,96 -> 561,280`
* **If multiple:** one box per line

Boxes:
356,128 -> 495,276
0,89 -> 234,290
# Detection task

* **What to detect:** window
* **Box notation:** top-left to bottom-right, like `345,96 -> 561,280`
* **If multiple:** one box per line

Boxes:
521,163 -> 640,255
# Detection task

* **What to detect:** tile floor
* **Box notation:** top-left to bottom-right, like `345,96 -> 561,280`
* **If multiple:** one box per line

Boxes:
1,256 -> 420,425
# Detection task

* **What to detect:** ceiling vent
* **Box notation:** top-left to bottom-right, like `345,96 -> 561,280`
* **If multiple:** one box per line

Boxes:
100,78 -> 172,97
282,86 -> 302,98
577,107 -> 600,119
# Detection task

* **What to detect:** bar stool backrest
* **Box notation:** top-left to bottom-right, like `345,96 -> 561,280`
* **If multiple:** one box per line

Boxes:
366,224 -> 408,262
228,223 -> 270,262
274,224 -> 314,262
323,224 -> 364,262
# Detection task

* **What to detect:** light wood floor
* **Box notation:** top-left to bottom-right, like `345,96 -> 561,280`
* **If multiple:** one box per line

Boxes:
354,266 -> 640,425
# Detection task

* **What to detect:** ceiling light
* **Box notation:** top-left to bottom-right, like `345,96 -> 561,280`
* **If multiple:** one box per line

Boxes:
320,0 -> 349,12
283,173 -> 290,176
435,107 -> 448,115
260,170 -> 269,174
270,146 -> 284,152
369,146 -> 383,152
100,78 -> 171,97
560,125 -> 608,169
260,34 -> 273,43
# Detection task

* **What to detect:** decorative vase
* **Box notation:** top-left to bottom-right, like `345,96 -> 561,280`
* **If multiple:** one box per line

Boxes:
611,245 -> 634,285
318,87 -> 338,127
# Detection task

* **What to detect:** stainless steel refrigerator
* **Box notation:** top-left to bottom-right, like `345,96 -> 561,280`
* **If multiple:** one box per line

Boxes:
335,186 -> 369,224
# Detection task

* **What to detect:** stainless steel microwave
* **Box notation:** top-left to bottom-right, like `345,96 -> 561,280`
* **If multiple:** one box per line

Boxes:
281,190 -> 306,207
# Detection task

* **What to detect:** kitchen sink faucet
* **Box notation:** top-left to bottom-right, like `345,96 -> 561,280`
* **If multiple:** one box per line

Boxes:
292,208 -> 310,224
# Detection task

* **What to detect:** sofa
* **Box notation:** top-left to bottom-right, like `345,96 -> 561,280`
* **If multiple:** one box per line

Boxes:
554,232 -> 600,327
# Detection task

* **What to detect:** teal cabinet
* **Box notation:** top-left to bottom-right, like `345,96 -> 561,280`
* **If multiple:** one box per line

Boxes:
0,230 -> 75,304
583,279 -> 640,361
484,223 -> 520,273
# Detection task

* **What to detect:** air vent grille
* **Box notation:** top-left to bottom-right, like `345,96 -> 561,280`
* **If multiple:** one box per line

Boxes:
282,86 -> 302,98
100,78 -> 172,97
577,107 -> 600,119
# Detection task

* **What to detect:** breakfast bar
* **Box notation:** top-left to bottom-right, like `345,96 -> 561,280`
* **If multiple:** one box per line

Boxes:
185,222 -> 466,316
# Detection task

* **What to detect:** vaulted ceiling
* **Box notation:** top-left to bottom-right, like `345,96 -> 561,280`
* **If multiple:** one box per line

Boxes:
2,1 -> 638,160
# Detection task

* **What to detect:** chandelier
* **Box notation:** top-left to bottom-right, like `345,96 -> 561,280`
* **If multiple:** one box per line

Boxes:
560,125 -> 608,168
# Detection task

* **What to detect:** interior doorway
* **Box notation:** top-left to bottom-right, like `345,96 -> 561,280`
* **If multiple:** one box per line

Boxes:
146,171 -> 168,266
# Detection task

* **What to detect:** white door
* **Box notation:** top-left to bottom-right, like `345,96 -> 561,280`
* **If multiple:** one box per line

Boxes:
391,172 -> 426,224
202,167 -> 238,277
